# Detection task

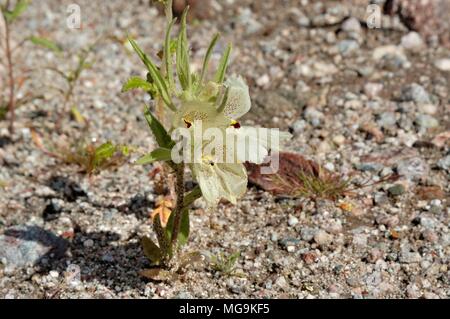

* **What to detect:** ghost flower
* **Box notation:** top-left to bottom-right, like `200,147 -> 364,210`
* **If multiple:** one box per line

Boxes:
171,75 -> 291,206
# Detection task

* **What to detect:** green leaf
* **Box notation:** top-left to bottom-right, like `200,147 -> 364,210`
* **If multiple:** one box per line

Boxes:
0,105 -> 8,120
178,208 -> 190,247
93,142 -> 116,166
70,106 -> 86,125
164,208 -> 190,247
200,33 -> 220,85
176,7 -> 191,91
228,251 -> 241,267
144,106 -> 173,148
183,186 -> 202,207
128,37 -> 175,111
164,18 -> 177,89
135,148 -> 172,165
29,36 -> 62,53
122,76 -> 154,93
214,43 -> 232,84
3,0 -> 29,23
141,237 -> 162,263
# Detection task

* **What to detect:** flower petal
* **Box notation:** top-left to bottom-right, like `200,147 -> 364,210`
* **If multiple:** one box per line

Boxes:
223,76 -> 251,120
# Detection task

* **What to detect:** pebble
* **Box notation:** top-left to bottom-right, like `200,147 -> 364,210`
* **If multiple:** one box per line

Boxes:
304,107 -> 325,127
288,215 -> 299,227
341,17 -> 361,34
376,214 -> 399,228
256,74 -> 270,87
437,155 -> 450,171
83,239 -> 94,248
338,40 -> 359,56
399,252 -> 422,264
377,112 -> 397,128
300,228 -> 316,242
415,114 -> 439,129
332,134 -> 346,146
364,83 -> 383,99
388,184 -> 406,196
396,157 -> 429,181
434,58 -> 450,72
374,192 -> 389,206
314,230 -> 333,247
400,32 -> 425,51
400,84 -> 431,104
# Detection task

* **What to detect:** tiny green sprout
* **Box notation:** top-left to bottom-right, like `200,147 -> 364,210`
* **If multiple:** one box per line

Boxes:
125,4 -> 290,270
210,251 -> 241,276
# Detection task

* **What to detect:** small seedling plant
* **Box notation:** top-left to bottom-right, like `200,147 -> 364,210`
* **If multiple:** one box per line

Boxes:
124,0 -> 289,270
1,0 -> 61,132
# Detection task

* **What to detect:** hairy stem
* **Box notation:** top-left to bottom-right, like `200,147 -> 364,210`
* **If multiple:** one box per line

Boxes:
4,17 -> 15,134
170,163 -> 185,248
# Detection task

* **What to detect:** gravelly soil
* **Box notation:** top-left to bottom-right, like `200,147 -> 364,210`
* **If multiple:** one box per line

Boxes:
0,0 -> 449,299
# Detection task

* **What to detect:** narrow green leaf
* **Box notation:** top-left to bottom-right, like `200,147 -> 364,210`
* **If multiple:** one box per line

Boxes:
135,148 -> 172,165
143,106 -> 173,148
128,38 -> 175,111
164,208 -> 189,247
164,18 -> 177,89
141,237 -> 162,263
94,142 -> 116,165
165,210 -> 175,242
183,186 -> 202,207
29,36 -> 62,53
122,76 -> 154,93
200,33 -> 220,85
214,43 -> 232,84
176,7 -> 191,91
178,208 -> 190,247
3,0 -> 29,23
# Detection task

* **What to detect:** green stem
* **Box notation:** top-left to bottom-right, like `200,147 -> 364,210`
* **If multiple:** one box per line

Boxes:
170,163 -> 185,248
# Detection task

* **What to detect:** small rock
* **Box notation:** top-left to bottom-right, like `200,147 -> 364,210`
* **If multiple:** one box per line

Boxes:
256,74 -> 270,87
341,17 -> 361,34
332,134 -> 346,146
288,215 -> 299,227
300,228 -> 316,242
400,32 -> 425,51
420,216 -> 437,229
407,283 -> 422,299
399,251 -> 422,264
279,238 -> 301,251
314,230 -> 333,247
437,155 -> 450,171
396,157 -> 429,181
364,83 -> 383,99
304,107 -> 325,127
353,234 -> 368,247
356,162 -> 384,172
422,229 -> 438,243
376,214 -> 399,228
367,248 -> 385,263
418,104 -> 438,115
274,276 -> 289,290
374,192 -> 389,206
83,239 -> 94,248
377,112 -> 397,129
388,184 -> 406,196
400,83 -> 431,104
415,114 -> 439,129
434,58 -> 450,72
301,251 -> 319,265
338,40 -> 359,56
